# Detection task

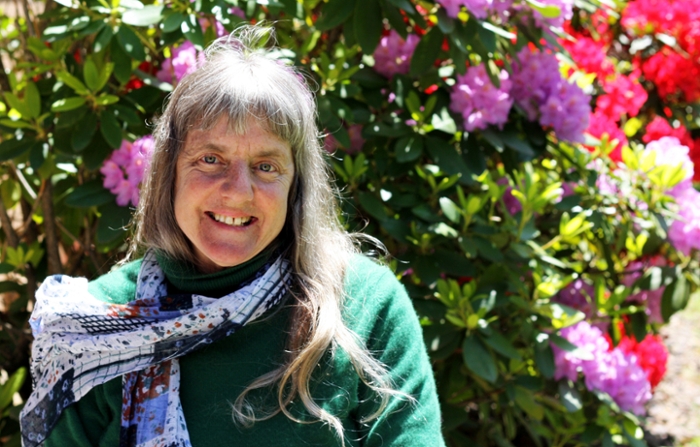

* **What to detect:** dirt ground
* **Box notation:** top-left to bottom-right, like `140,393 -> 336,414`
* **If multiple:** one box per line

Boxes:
645,295 -> 700,447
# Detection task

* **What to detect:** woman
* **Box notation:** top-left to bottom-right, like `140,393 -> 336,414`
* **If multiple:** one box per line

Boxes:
21,27 -> 444,447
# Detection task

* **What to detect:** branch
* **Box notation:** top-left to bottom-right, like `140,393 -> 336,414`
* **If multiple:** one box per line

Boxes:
40,180 -> 62,275
0,57 -> 12,94
0,196 -> 20,248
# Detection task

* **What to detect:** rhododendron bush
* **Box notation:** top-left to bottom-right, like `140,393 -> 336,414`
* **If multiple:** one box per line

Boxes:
1,0 -> 699,445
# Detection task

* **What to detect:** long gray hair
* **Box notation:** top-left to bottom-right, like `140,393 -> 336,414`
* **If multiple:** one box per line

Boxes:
129,25 -> 401,442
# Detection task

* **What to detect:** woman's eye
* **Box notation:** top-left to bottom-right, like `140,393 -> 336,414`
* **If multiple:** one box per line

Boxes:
259,163 -> 274,172
202,155 -> 217,164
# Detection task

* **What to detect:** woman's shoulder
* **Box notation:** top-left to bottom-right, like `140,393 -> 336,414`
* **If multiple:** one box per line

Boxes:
343,254 -> 414,330
87,258 -> 144,304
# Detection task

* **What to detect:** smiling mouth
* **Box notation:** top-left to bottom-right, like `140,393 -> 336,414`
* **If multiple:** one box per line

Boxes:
208,212 -> 254,227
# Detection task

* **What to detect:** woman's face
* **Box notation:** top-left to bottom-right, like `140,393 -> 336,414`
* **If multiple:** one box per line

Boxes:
174,116 -> 295,273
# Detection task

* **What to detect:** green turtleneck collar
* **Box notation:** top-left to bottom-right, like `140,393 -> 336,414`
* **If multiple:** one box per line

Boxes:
155,246 -> 276,298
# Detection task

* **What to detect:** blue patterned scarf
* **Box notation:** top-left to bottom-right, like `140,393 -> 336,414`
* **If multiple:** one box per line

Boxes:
20,251 -> 292,447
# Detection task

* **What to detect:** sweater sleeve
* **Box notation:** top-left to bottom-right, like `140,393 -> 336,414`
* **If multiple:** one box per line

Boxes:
43,261 -> 141,446
43,377 -> 122,447
345,257 -> 446,447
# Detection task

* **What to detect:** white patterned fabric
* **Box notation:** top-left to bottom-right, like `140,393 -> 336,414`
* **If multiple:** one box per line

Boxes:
20,251 -> 292,447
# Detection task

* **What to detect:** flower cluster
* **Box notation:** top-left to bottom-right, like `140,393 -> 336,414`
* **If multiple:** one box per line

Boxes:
622,0 -> 700,102
372,31 -> 420,79
553,321 -> 652,415
436,0 -> 573,27
100,136 -> 154,207
511,48 -> 591,142
449,64 -> 513,131
552,278 -> 595,320
437,0 -> 512,20
156,41 -> 203,84
616,333 -> 668,389
623,259 -> 665,324
645,136 -> 700,255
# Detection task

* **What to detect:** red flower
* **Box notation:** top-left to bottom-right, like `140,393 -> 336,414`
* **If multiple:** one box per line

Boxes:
596,73 -> 648,121
617,334 -> 669,389
642,49 -> 700,103
643,115 -> 693,147
586,111 -> 627,162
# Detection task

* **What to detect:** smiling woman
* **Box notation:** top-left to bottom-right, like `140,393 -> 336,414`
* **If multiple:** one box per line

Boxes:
20,25 -> 445,447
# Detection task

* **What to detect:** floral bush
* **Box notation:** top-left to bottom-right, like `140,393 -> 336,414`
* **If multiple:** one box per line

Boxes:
1,0 -> 700,446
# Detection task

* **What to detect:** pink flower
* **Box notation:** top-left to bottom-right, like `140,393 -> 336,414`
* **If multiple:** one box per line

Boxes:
553,321 -> 609,382
100,135 -> 154,207
156,41 -> 204,84
562,35 -> 613,78
511,48 -> 591,142
348,124 -> 365,154
372,31 -> 420,79
668,185 -> 700,255
623,259 -> 665,324
449,64 -> 513,131
585,111 -> 627,162
596,74 -> 648,121
584,348 -> 652,415
437,0 -> 513,20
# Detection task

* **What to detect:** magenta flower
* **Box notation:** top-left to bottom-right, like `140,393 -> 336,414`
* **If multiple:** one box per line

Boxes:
668,185 -> 700,255
584,349 -> 652,415
437,0 -> 513,20
552,279 -> 595,319
553,321 -> 652,415
553,321 -> 610,382
156,41 -> 204,84
511,48 -> 591,142
623,259 -> 665,324
100,135 -> 154,207
450,64 -> 513,131
372,31 -> 420,79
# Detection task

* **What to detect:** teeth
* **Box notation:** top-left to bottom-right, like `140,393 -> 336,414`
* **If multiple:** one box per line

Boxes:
212,213 -> 251,226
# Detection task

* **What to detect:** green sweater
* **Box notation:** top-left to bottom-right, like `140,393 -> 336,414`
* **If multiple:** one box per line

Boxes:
44,255 -> 445,447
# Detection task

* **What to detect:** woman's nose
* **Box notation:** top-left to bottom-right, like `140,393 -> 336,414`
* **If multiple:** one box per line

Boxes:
219,162 -> 254,202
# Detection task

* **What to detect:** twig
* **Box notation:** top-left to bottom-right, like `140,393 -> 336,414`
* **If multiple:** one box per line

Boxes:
0,196 -> 20,248
40,180 -> 62,275
0,57 -> 12,93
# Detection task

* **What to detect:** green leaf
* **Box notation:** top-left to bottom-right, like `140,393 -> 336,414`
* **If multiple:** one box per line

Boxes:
116,26 -> 146,61
315,0 -> 356,31
162,11 -> 186,33
25,81 -> 41,119
51,97 -> 87,112
122,5 -> 164,26
661,274 -> 690,322
386,0 -> 417,14
395,135 -> 424,163
482,331 -> 522,360
558,381 -> 582,412
100,109 -> 123,148
83,60 -> 100,91
462,334 -> 497,383
0,367 -> 26,411
94,25 -> 114,53
181,14 -> 205,48
409,27 -> 444,77
111,39 -> 132,84
354,0 -> 382,54
56,71 -> 89,94
72,112 -> 98,151
65,180 -> 116,208
514,386 -> 544,420
4,93 -> 32,119
0,138 -> 34,162
425,137 -> 473,184
358,191 -> 388,221
525,0 -> 562,18
534,344 -> 554,379
96,201 -> 133,244
95,94 -> 120,106
439,197 -> 461,223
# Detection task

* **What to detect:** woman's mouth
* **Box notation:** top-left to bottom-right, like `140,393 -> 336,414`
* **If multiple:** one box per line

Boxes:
207,212 -> 254,227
